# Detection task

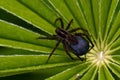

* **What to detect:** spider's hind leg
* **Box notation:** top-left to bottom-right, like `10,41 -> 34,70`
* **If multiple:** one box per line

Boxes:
76,55 -> 85,61
62,42 -> 75,60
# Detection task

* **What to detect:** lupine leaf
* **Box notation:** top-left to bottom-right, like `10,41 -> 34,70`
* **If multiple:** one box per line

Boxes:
0,0 -> 120,80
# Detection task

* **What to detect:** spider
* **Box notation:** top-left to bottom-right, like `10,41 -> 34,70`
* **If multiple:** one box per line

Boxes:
38,18 -> 94,63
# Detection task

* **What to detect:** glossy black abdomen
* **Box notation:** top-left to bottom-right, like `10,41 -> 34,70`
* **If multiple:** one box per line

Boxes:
70,36 -> 89,56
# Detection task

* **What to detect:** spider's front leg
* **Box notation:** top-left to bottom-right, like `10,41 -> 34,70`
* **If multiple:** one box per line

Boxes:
37,35 -> 57,40
65,19 -> 73,30
54,18 -> 64,29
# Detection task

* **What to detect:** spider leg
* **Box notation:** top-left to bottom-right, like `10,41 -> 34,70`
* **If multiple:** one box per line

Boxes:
68,28 -> 88,33
66,19 -> 73,30
37,35 -> 57,40
55,18 -> 64,29
46,40 -> 61,63
63,42 -> 84,61
76,55 -> 84,61
68,28 -> 81,33
62,42 -> 74,60
75,33 -> 94,61
85,54 -> 87,61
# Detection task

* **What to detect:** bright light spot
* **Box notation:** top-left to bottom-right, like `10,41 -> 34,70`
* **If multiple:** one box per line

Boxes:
92,51 -> 106,65
98,51 -> 104,61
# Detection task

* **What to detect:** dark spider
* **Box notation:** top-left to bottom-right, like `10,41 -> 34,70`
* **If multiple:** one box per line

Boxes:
38,18 -> 94,63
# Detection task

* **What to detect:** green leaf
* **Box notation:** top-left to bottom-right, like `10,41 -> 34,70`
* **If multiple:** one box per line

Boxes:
108,62 -> 120,78
18,0 -> 58,25
80,64 -> 98,80
64,0 -> 88,29
0,0 -> 55,34
0,0 -> 120,80
0,54 -> 79,77
48,0 -> 79,27
46,62 -> 91,80
98,64 -> 114,80
0,20 -> 63,53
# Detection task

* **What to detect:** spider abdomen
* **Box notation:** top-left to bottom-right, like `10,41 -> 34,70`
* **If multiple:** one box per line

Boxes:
70,36 -> 89,56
